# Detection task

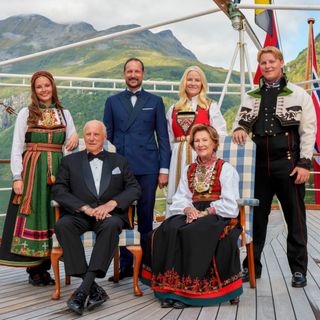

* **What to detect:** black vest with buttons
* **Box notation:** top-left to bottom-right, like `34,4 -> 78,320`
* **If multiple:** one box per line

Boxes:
252,79 -> 287,136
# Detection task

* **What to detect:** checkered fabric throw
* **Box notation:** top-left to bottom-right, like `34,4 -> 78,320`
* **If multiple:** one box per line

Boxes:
217,135 -> 258,238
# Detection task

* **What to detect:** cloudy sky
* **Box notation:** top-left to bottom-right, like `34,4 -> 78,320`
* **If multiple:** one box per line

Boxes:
1,0 -> 319,71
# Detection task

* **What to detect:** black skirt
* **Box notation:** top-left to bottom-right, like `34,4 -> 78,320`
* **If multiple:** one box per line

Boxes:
141,214 -> 243,306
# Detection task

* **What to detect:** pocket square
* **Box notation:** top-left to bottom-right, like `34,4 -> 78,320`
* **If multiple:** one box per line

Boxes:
142,108 -> 153,111
112,167 -> 121,175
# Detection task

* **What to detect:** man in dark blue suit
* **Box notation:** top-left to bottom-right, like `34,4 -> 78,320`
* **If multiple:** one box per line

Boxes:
103,58 -> 171,279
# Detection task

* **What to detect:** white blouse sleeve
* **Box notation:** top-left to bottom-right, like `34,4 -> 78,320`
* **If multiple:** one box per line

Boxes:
63,109 -> 77,141
209,101 -> 227,136
209,162 -> 240,218
166,104 -> 175,150
11,108 -> 29,179
168,165 -> 193,217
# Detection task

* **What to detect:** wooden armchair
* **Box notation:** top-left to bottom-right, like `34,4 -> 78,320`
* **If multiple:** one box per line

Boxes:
217,135 -> 259,288
50,139 -> 143,300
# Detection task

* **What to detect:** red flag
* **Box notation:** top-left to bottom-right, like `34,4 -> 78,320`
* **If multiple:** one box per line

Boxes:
254,1 -> 279,84
310,23 -> 320,204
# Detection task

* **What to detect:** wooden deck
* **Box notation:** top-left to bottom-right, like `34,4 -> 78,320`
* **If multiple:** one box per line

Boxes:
1,210 -> 320,320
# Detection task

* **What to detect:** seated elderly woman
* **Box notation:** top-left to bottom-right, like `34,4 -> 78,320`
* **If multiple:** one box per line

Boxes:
141,124 -> 243,308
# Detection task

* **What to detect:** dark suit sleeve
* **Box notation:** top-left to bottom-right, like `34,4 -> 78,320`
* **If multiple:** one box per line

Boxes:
112,159 -> 141,210
103,97 -> 114,143
52,157 -> 87,213
155,97 -> 171,170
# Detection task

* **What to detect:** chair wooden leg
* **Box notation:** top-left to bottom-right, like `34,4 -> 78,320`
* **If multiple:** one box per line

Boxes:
65,275 -> 71,285
246,242 -> 256,288
51,247 -> 63,300
113,247 -> 120,283
126,245 -> 143,297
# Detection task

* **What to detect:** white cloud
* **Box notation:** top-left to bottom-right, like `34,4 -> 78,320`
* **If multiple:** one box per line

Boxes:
0,0 -> 319,69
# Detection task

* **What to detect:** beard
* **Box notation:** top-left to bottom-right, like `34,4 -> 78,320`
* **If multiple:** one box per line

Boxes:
126,78 -> 143,90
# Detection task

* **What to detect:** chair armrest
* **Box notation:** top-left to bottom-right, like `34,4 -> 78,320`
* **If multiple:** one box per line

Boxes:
50,200 -> 61,222
237,198 -> 259,207
237,198 -> 259,247
128,200 -> 138,229
51,200 -> 60,208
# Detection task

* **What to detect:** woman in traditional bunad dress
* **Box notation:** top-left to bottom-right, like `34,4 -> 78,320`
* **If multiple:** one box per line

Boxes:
0,71 -> 78,285
141,124 -> 242,308
166,66 -> 227,215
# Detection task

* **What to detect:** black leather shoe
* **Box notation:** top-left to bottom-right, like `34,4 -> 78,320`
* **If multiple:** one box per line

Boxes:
87,283 -> 109,311
67,290 -> 87,315
230,297 -> 240,305
108,267 -> 134,282
28,272 -> 55,286
28,274 -> 45,286
160,299 -> 174,308
41,271 -> 55,285
173,301 -> 188,309
292,272 -> 307,288
242,268 -> 261,282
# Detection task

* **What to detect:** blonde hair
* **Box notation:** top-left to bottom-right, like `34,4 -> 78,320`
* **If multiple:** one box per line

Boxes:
175,66 -> 210,111
257,46 -> 283,62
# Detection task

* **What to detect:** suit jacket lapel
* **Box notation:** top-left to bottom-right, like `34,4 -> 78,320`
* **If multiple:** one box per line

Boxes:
81,151 -> 98,197
119,92 -> 133,116
126,89 -> 148,131
99,152 -> 112,197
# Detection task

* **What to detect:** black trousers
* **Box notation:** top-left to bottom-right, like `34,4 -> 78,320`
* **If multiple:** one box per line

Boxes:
244,133 -> 308,276
55,213 -> 124,278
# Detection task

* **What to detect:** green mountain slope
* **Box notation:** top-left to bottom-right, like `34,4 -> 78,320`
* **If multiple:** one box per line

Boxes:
286,33 -> 320,82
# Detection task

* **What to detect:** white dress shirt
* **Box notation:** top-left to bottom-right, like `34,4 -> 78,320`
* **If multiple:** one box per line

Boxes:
89,157 -> 103,194
168,162 -> 240,218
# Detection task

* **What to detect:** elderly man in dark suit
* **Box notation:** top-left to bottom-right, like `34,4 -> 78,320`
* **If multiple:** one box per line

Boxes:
52,120 -> 141,315
103,58 -> 171,279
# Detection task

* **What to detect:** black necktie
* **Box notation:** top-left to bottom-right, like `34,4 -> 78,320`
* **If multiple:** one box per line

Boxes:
87,151 -> 106,162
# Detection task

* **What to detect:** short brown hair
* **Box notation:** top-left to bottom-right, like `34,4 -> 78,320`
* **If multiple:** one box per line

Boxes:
257,46 -> 283,62
123,58 -> 144,72
189,124 -> 219,152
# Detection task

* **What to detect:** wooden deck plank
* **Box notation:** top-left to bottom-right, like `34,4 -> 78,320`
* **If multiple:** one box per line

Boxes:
2,211 -> 320,319
215,304 -> 237,320
49,292 -> 155,320
277,231 -> 320,318
263,242 -> 296,319
118,300 -> 171,320
161,309 -> 183,320
237,282 -> 256,320
0,281 -> 146,319
5,283 -> 138,320
272,234 -> 316,320
176,307 -> 202,320
197,305 -> 219,320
